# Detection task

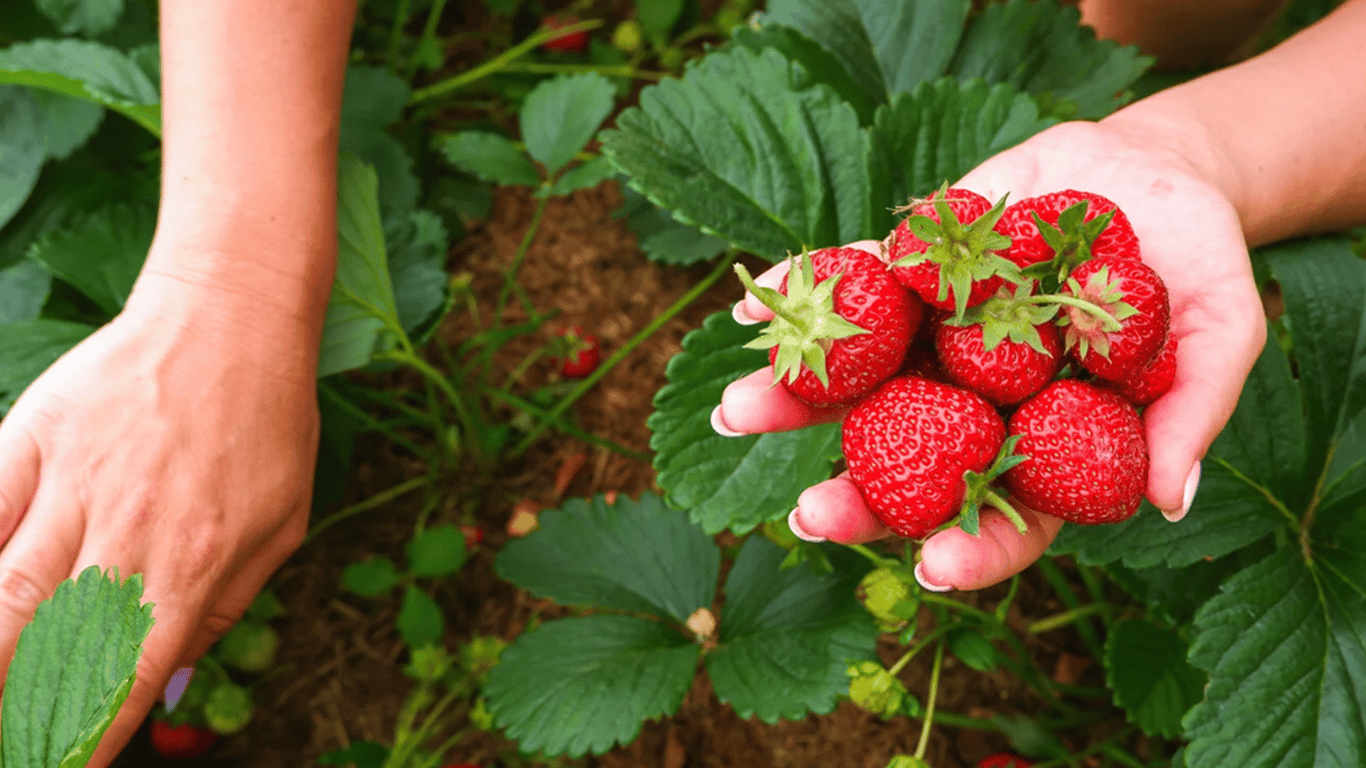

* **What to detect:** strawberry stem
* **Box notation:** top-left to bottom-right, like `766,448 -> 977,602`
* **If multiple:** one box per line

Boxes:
733,263 -> 804,327
984,490 -> 1029,535
1029,294 -> 1121,332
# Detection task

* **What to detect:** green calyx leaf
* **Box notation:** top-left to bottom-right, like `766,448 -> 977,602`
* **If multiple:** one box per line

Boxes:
891,189 -> 1020,320
1057,267 -> 1133,359
735,252 -> 869,388
1030,201 -> 1117,287
958,436 -> 1030,535
955,282 -> 1060,354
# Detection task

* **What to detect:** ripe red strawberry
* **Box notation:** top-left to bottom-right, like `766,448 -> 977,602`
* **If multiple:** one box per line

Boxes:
887,187 -> 1020,319
553,327 -> 601,378
1000,190 -> 1139,284
1104,333 -> 1177,406
842,377 -> 1021,539
1005,380 -> 1148,524
935,285 -> 1065,407
1060,256 -> 1169,383
150,720 -> 218,760
978,754 -> 1034,768
542,16 -> 590,52
736,247 -> 920,407
460,523 -> 485,550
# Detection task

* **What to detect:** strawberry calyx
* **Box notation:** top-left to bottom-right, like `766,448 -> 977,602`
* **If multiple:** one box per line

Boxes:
734,251 -> 869,388
891,187 -> 1022,321
957,435 -> 1030,536
1058,265 -> 1139,360
1020,200 -> 1117,291
947,283 -> 1120,355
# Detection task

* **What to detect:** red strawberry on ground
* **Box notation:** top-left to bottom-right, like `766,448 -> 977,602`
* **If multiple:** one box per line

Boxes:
978,754 -> 1034,768
552,327 -> 600,378
1060,256 -> 1169,383
1104,332 -> 1177,406
887,186 -> 1021,319
1005,380 -> 1148,524
542,16 -> 590,52
935,284 -> 1065,407
1000,190 -> 1139,289
735,247 -> 920,407
842,376 -> 1027,539
150,720 -> 218,760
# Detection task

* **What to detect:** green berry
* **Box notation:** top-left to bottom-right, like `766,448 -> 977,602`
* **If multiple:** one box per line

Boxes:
204,684 -> 254,735
611,20 -> 643,53
846,661 -> 906,719
214,620 -> 278,674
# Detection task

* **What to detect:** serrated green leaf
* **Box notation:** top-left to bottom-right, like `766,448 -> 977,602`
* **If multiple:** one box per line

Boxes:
30,89 -> 103,160
546,156 -> 617,196
0,86 -> 46,233
319,155 -> 401,378
0,39 -> 160,136
406,524 -> 468,578
1,566 -> 154,768
948,0 -> 1151,119
873,78 -> 1057,203
495,494 -> 718,623
1103,537 -> 1276,627
318,740 -> 390,768
435,131 -> 541,188
35,0 -> 124,36
340,65 -> 417,212
649,311 -> 844,534
27,202 -> 155,317
729,22 -> 879,125
0,261 -> 51,323
384,207 -> 451,341
706,538 -> 877,722
850,0 -> 969,97
484,615 -> 699,757
341,557 -> 400,597
601,46 -> 890,261
0,159 -> 140,269
0,319 -> 95,414
1104,620 -> 1205,738
521,73 -> 616,177
397,585 -> 444,648
637,0 -> 683,38
763,0 -> 886,107
614,185 -> 728,266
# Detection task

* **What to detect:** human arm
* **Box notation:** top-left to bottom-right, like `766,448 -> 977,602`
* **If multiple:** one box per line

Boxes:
0,1 -> 356,763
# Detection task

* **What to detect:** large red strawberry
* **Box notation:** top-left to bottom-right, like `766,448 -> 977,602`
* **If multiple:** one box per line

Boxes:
843,376 -> 1023,539
1104,333 -> 1177,406
1004,380 -> 1148,524
1060,256 -> 1169,383
935,284 -> 1065,407
735,247 -> 920,407
1000,190 -> 1139,290
887,187 -> 1020,319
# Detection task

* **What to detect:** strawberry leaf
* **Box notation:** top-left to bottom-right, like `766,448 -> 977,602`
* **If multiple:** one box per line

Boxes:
396,584 -> 443,648
521,73 -> 616,177
435,130 -> 540,188
706,538 -> 877,722
730,22 -> 880,125
34,0 -> 124,37
406,524 -> 468,579
340,65 -> 417,212
0,260 -> 51,323
613,186 -> 728,266
1104,620 -> 1205,739
649,311 -> 844,534
27,201 -> 153,317
0,319 -> 95,415
384,208 -> 452,343
0,39 -> 162,136
0,86 -> 46,232
761,0 -> 888,106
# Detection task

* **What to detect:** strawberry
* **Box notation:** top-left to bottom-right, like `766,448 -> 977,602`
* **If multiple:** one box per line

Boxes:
1104,333 -> 1177,406
552,327 -> 601,378
1060,256 -> 1169,383
1000,190 -> 1139,290
214,619 -> 278,673
150,720 -> 218,760
842,377 -> 1026,539
542,16 -> 590,52
978,754 -> 1034,768
1005,380 -> 1148,524
735,247 -> 920,407
935,284 -> 1065,407
460,523 -> 485,550
887,187 -> 1021,319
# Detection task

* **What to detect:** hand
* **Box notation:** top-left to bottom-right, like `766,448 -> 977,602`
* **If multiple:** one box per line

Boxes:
714,120 -> 1266,591
0,256 -> 320,766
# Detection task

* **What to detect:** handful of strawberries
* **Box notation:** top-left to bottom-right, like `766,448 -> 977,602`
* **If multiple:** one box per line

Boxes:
735,187 -> 1175,540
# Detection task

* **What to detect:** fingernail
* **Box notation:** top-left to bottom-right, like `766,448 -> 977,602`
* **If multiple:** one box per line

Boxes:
788,508 -> 826,543
1162,462 -> 1201,522
732,301 -> 760,326
164,666 -> 195,712
710,405 -> 745,437
914,562 -> 952,593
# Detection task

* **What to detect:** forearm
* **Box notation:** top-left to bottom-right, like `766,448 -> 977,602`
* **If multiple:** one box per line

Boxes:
1103,0 -> 1366,246
143,0 -> 358,345
1079,0 -> 1290,69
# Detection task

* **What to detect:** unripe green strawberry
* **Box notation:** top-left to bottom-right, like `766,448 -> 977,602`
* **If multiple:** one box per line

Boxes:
204,683 -> 254,735
1060,256 -> 1169,383
611,20 -> 643,52
846,661 -> 906,719
214,619 -> 278,673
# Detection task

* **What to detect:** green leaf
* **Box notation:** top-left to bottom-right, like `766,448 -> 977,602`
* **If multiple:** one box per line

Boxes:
495,493 -> 718,623
1,566 -> 154,768
0,39 -> 161,136
397,585 -> 444,648
0,87 -> 46,233
27,202 -> 155,317
318,740 -> 390,768
873,78 -> 1057,202
649,311 -> 844,534
1103,537 -> 1276,627
0,319 -> 95,414
545,156 -> 617,197
436,131 -> 540,188
763,0 -> 886,108
30,89 -> 103,160
601,45 -> 890,261
319,155 -> 401,378
948,0 -> 1151,119
340,65 -> 417,211
341,557 -> 400,597
614,186 -> 728,266
406,524 -> 468,578
0,160 -> 140,269
729,21 -> 879,125
637,0 -> 684,38
484,615 -> 699,757
35,0 -> 124,36
947,627 -> 1000,672
707,538 -> 877,722
520,73 -> 616,177
849,0 -> 969,97
384,208 -> 451,341
1104,619 -> 1205,738
0,261 -> 51,323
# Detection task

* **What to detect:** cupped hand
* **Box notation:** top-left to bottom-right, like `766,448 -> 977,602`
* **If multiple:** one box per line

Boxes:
0,259 -> 321,765
716,119 -> 1266,591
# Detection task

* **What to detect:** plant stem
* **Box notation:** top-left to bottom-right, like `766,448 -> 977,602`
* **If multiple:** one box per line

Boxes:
404,0 -> 451,80
510,252 -> 737,455
499,61 -> 666,79
1035,557 -> 1105,661
482,387 -> 651,460
1027,603 -> 1113,635
319,382 -> 430,459
304,475 -> 432,545
913,641 -> 945,760
386,0 -> 412,68
846,543 -> 899,569
1030,727 -> 1137,768
408,19 -> 604,104
379,349 -> 485,467
494,195 -> 549,329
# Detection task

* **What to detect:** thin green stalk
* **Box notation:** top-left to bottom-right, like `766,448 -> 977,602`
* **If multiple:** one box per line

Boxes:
416,726 -> 475,768
1031,728 -> 1137,768
1028,602 -> 1114,635
378,349 -> 485,466
890,624 -> 956,676
994,574 -> 1020,624
913,641 -> 946,760
501,346 -> 548,391
1035,557 -> 1105,661
1075,564 -> 1115,630
932,711 -> 997,730
846,543 -> 899,569
499,62 -> 665,79
386,0 -> 413,67
409,19 -> 603,104
401,681 -> 474,763
404,0 -> 451,80
319,382 -> 429,459
304,475 -> 432,545
482,387 -> 651,460
494,195 -> 549,329
511,251 -> 738,455
386,681 -> 435,768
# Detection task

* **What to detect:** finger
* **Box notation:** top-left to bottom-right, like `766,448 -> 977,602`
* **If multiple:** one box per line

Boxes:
790,473 -> 890,544
917,505 -> 1065,592
715,368 -> 847,435
0,489 -> 84,692
734,240 -> 887,325
0,423 -> 42,545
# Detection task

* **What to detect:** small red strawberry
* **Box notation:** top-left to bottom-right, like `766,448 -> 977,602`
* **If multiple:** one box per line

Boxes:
978,754 -> 1034,768
553,327 -> 601,378
460,523 -> 485,550
1105,332 -> 1177,406
887,187 -> 1021,319
1005,380 -> 1148,524
1000,190 -> 1139,289
542,16 -> 591,52
842,376 -> 1026,539
1060,256 -> 1169,383
150,720 -> 218,760
736,247 -> 920,407
935,284 -> 1065,407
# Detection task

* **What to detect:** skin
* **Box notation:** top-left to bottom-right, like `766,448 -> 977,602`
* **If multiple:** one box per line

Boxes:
718,0 -> 1366,591
0,2 -> 356,764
